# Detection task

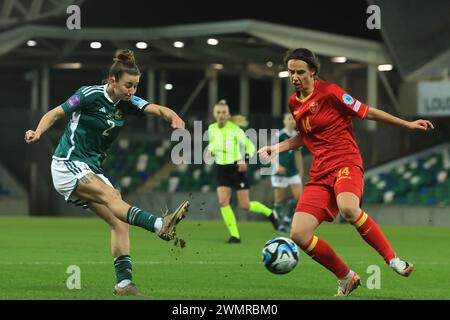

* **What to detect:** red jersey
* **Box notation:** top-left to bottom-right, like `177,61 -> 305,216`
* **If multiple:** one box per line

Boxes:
288,80 -> 369,180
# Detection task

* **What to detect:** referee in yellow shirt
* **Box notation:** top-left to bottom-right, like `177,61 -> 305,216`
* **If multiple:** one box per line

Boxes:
207,100 -> 280,243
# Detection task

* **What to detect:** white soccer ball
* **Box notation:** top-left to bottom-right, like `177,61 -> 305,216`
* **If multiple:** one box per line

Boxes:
262,237 -> 299,274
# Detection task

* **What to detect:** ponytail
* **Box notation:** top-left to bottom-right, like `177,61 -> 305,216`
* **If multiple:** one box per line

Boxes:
109,49 -> 141,80
229,115 -> 248,128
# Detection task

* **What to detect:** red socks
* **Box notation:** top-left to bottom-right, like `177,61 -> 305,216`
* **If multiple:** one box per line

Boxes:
300,211 -> 395,280
302,235 -> 350,279
353,211 -> 396,263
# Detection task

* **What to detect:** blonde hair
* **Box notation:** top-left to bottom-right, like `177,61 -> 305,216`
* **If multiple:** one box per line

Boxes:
284,112 -> 292,119
214,99 -> 248,128
229,115 -> 248,128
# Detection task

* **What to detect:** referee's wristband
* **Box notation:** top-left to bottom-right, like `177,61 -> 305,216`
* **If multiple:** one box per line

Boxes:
244,154 -> 250,162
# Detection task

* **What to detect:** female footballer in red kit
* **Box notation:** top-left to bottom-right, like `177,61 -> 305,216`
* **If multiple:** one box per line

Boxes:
258,48 -> 434,296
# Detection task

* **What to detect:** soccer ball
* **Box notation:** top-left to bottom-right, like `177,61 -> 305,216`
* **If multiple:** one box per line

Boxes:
261,237 -> 299,274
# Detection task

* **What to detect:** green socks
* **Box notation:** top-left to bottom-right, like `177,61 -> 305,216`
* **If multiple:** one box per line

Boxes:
287,198 -> 297,218
114,255 -> 132,284
249,201 -> 272,217
221,202 -> 273,238
273,202 -> 284,218
126,206 -> 158,232
220,205 -> 240,238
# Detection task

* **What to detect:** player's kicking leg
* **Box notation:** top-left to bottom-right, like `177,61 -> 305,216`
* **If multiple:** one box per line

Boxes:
74,173 -> 190,241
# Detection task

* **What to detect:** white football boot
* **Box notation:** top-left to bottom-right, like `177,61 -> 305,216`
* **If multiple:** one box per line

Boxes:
335,270 -> 361,297
389,257 -> 414,277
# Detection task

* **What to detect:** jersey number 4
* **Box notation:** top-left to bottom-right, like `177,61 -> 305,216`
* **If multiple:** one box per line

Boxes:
102,120 -> 115,136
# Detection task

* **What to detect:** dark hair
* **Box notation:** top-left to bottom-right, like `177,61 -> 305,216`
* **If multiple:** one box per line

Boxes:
284,48 -> 320,76
109,49 -> 141,80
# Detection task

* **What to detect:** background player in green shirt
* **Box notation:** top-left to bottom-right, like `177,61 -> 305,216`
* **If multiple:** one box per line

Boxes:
207,100 -> 280,243
271,113 -> 304,233
24,49 -> 189,296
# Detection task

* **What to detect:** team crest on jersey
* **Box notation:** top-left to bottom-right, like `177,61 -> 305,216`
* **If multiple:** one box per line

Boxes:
308,101 -> 319,114
114,109 -> 124,120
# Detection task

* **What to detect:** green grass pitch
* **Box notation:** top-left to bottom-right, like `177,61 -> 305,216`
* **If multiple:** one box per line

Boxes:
0,216 -> 449,300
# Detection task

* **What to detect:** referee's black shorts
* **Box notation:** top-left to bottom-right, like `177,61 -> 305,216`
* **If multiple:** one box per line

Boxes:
216,163 -> 250,190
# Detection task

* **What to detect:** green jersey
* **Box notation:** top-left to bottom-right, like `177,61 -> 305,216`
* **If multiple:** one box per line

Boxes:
207,121 -> 256,165
273,128 -> 301,178
53,84 -> 149,174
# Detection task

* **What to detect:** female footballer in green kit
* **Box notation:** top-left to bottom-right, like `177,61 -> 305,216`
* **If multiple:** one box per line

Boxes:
25,49 -> 189,296
271,113 -> 304,233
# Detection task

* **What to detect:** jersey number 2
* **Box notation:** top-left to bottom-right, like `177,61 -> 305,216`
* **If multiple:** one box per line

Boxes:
102,120 -> 115,136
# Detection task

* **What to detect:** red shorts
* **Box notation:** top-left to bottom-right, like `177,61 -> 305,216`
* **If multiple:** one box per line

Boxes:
296,165 -> 364,223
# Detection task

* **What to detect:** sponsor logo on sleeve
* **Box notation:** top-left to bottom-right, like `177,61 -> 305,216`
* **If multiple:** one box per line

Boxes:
353,100 -> 362,112
67,95 -> 81,108
131,96 -> 149,109
342,93 -> 355,105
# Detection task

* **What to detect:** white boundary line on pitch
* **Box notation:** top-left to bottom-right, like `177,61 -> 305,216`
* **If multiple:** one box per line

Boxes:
0,261 -> 259,265
1,261 -> 449,265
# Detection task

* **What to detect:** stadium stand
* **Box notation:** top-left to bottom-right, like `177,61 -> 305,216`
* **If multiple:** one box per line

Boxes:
102,138 -> 173,195
0,181 -> 10,196
154,161 -> 268,193
0,163 -> 24,198
0,162 -> 29,215
364,143 -> 450,206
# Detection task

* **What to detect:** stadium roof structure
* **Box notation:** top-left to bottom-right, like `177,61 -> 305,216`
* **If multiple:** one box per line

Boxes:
0,19 -> 391,76
371,0 -> 450,81
0,0 -> 85,29
1,0 -> 448,81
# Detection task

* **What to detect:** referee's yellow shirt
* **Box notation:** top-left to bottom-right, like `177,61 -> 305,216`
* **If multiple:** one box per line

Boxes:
207,121 -> 255,165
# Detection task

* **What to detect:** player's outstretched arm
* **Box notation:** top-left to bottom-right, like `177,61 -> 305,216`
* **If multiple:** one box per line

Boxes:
144,103 -> 185,129
258,133 -> 303,160
366,107 -> 434,131
24,105 -> 65,144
